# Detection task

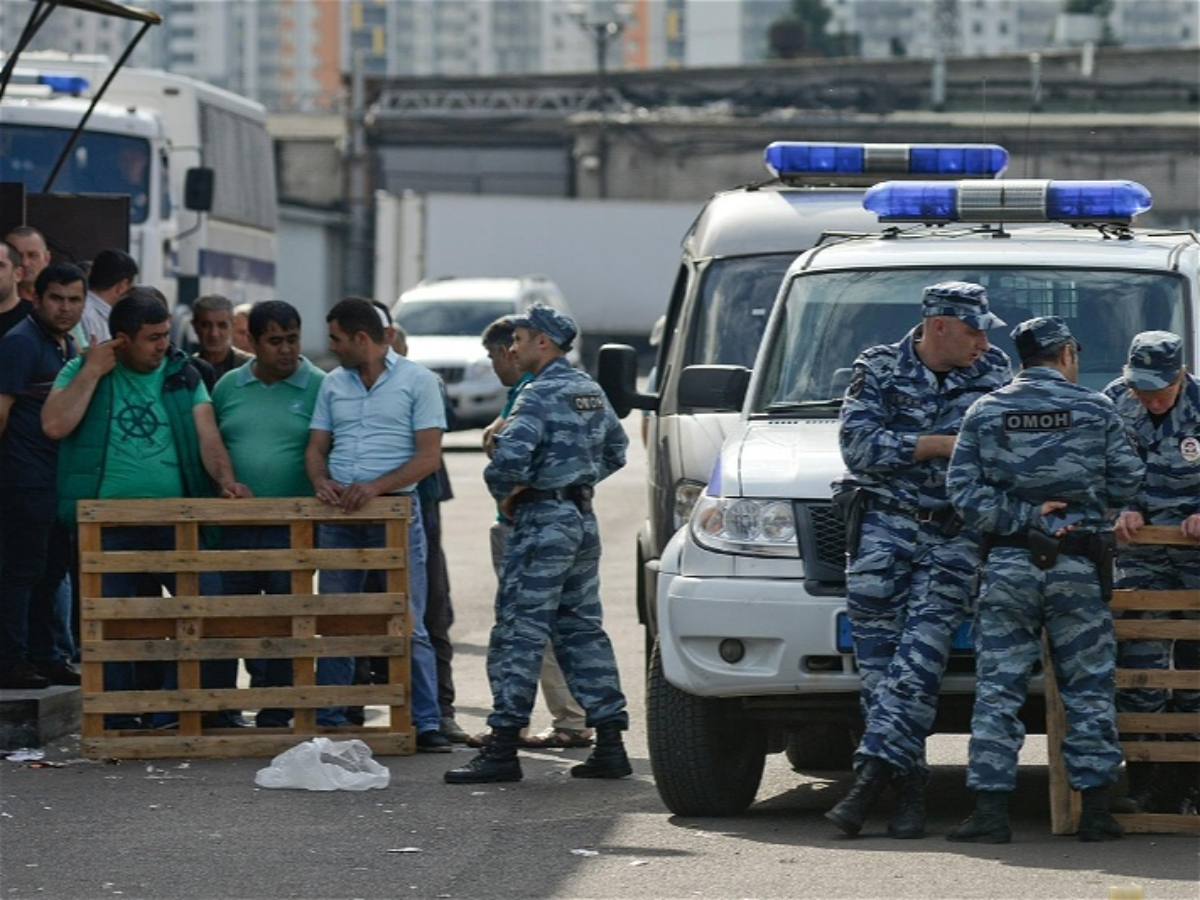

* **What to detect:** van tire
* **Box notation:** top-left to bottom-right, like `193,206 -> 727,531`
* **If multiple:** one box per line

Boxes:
784,724 -> 856,772
647,641 -> 766,816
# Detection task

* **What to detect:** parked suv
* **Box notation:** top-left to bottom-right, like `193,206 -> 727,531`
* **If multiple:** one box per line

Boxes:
596,142 -> 1008,661
604,176 -> 1196,817
392,275 -> 580,428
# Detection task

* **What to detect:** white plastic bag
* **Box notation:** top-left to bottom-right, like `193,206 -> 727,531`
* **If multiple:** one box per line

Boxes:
254,737 -> 391,791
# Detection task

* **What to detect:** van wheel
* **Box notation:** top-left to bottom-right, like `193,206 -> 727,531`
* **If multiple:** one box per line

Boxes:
646,641 -> 766,816
785,724 -> 856,771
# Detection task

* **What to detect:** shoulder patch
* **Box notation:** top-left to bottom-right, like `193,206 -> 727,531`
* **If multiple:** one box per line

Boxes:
572,393 -> 606,412
1003,410 -> 1073,432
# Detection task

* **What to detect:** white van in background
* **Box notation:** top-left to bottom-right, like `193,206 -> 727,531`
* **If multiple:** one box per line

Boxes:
392,275 -> 580,428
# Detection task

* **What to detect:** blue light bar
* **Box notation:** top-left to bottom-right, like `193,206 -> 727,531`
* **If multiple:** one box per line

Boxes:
862,179 -> 1153,224
39,73 -> 90,94
764,142 -> 1008,179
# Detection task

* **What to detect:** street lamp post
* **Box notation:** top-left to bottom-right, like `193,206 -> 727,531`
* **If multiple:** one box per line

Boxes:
571,7 -> 628,198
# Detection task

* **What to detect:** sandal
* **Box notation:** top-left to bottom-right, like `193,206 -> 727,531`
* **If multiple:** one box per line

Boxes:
524,727 -> 594,749
466,730 -> 554,749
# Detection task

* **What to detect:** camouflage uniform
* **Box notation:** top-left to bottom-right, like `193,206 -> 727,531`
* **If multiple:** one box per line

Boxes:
948,318 -> 1144,793
1103,333 -> 1200,739
483,355 -> 629,732
839,284 -> 1011,774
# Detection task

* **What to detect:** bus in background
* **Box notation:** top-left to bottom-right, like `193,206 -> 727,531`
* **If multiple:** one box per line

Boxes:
0,54 -> 277,327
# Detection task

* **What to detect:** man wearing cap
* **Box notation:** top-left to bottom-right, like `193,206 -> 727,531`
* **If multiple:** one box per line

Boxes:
445,304 -> 630,785
1103,331 -> 1200,815
946,316 -> 1144,843
829,281 -> 1011,838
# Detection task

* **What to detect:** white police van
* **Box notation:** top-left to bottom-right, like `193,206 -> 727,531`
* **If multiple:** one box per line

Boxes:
640,177 -> 1198,816
598,141 -> 1008,662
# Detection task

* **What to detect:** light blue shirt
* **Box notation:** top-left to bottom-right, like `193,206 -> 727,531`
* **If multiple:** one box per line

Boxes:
310,348 -> 446,487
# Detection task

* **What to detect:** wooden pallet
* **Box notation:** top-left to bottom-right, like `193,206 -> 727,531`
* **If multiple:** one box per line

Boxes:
77,497 -> 414,759
1047,525 -> 1200,835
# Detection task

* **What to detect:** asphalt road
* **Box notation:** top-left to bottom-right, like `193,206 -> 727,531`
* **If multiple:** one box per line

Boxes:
2,421 -> 1197,899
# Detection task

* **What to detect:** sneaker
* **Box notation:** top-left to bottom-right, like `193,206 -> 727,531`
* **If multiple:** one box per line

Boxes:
440,717 -> 470,743
416,729 -> 453,753
0,661 -> 51,690
33,661 -> 81,686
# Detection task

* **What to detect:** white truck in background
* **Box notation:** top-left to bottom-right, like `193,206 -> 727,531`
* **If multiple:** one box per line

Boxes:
373,190 -> 698,368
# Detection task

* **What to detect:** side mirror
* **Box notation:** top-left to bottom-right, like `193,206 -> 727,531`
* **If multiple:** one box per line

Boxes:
596,343 -> 657,419
678,365 -> 750,412
184,167 -> 215,212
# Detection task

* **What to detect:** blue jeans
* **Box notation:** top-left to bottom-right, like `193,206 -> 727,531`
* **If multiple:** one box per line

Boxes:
220,525 -> 293,727
0,489 -> 73,668
316,495 -> 440,733
100,526 -> 232,729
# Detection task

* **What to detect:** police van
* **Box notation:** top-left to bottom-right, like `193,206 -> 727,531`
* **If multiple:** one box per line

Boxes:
598,141 -> 1008,661
612,175 -> 1198,817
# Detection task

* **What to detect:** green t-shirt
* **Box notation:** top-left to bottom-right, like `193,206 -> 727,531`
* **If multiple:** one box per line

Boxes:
211,357 -> 325,498
55,357 -> 210,499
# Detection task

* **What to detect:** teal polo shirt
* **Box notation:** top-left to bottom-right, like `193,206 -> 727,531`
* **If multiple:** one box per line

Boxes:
212,357 -> 325,498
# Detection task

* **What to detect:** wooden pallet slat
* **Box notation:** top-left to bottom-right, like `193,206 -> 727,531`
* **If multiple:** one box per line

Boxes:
1046,527 -> 1200,836
78,496 -> 414,760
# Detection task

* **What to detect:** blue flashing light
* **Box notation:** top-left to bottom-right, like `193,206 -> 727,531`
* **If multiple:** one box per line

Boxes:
863,179 -> 1153,224
764,142 -> 1008,179
39,74 -> 90,94
1045,180 -> 1154,221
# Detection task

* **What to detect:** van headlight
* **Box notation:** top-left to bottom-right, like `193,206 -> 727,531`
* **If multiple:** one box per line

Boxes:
690,495 -> 799,557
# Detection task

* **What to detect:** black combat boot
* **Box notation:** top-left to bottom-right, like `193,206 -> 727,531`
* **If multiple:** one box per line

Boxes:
825,757 -> 895,836
1111,762 -> 1163,814
570,722 -> 632,779
887,768 -> 930,839
1078,787 -> 1124,842
444,726 -> 522,784
946,791 -> 1012,844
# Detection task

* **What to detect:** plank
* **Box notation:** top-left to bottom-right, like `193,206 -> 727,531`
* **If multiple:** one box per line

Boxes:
84,593 -> 407,618
1116,712 -> 1200,734
82,731 -> 415,760
1119,742 -> 1200,763
1115,670 -> 1200,690
1114,813 -> 1200,835
82,685 -> 407,713
80,547 -> 407,574
1126,525 -> 1200,547
77,496 -> 412,524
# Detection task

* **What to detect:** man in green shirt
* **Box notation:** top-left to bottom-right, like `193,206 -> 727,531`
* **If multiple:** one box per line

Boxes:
43,287 -> 250,729
211,300 -> 324,727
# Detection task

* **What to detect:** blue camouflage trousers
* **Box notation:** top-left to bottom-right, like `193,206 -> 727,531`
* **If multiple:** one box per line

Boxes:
846,509 -> 975,773
1115,547 -> 1200,739
486,499 -> 627,731
968,549 -> 1121,792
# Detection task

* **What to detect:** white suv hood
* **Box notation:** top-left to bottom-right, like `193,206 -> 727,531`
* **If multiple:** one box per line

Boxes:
405,335 -> 489,367
718,418 -> 843,500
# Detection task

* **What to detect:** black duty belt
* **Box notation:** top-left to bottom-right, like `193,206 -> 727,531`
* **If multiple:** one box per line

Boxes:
986,531 -> 1093,556
868,495 -> 957,525
511,484 -> 595,508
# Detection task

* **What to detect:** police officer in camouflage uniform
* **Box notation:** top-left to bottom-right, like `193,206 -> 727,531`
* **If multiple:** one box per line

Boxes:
1103,331 -> 1200,814
829,282 -> 1011,838
946,316 -> 1144,843
445,305 -> 631,785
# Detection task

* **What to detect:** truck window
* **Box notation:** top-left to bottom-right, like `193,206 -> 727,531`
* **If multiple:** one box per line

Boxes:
0,126 -> 152,223
754,267 -> 1189,415
396,299 -> 516,336
686,254 -> 794,370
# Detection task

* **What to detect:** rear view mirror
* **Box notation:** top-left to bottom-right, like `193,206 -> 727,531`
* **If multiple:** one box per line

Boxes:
184,167 -> 214,212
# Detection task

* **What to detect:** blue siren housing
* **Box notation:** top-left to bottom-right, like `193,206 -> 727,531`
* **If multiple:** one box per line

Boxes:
863,179 -> 1153,225
764,142 -> 1009,179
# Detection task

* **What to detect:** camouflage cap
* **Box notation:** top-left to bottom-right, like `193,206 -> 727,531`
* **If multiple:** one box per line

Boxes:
921,281 -> 1006,330
510,303 -> 578,349
1010,316 -> 1079,360
1124,330 -> 1184,391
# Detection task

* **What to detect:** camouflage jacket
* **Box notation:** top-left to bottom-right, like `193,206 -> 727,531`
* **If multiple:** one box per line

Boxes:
485,357 -> 628,501
1103,372 -> 1200,523
948,366 -> 1144,535
838,325 -> 1011,509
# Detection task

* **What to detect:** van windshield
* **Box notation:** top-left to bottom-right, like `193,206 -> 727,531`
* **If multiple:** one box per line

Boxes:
396,300 -> 516,336
753,267 -> 1189,417
686,254 -> 795,369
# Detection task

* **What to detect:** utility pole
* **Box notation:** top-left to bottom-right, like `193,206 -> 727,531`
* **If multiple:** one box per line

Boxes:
570,4 -> 629,199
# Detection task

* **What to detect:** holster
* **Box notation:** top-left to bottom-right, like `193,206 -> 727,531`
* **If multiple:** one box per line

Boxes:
1087,531 -> 1117,603
832,487 -> 867,559
1025,528 -> 1061,570
568,483 -> 595,515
